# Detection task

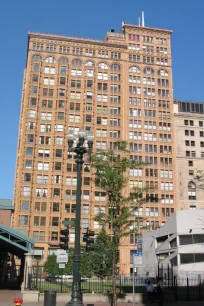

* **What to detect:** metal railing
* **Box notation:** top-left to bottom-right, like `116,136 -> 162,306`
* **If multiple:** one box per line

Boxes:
24,265 -> 204,301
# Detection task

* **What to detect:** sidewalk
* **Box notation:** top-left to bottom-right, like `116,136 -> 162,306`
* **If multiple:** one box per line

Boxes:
2,302 -> 204,306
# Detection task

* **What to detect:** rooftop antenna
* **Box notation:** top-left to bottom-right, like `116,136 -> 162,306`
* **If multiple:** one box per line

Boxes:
138,17 -> 141,26
142,11 -> 145,27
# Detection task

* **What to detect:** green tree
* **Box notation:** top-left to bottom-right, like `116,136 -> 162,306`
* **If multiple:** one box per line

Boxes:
44,250 -> 93,277
44,254 -> 60,276
92,142 -> 147,306
80,250 -> 94,278
90,228 -> 113,278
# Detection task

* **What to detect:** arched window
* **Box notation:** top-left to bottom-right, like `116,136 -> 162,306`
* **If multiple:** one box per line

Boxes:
158,69 -> 168,77
111,63 -> 120,71
32,55 -> 42,62
188,181 -> 196,200
129,66 -> 140,73
72,59 -> 82,67
98,62 -> 108,69
59,57 -> 68,65
85,61 -> 95,67
45,56 -> 56,64
144,67 -> 154,75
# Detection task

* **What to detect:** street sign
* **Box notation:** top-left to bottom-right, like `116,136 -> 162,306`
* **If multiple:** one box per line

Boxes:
59,263 -> 65,269
57,254 -> 68,264
133,252 -> 143,266
62,220 -> 75,226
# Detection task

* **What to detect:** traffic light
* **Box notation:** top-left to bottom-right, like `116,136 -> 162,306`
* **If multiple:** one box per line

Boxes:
59,228 -> 69,251
83,228 -> 95,251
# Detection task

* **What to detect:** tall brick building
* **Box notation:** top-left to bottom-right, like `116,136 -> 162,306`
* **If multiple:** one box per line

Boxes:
13,22 -> 176,274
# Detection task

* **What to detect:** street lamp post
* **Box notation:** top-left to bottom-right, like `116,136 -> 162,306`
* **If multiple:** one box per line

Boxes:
66,128 -> 94,306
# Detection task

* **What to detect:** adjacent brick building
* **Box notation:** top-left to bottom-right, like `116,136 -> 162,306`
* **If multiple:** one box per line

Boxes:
174,100 -> 204,211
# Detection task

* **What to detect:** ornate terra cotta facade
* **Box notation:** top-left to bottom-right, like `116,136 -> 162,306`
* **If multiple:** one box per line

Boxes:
13,22 -> 176,274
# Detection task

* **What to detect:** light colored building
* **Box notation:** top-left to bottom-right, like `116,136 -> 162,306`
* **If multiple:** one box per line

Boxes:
13,21 -> 176,274
141,209 -> 204,277
174,100 -> 204,210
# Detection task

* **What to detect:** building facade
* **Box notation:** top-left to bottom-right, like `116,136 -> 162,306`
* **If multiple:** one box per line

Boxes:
174,100 -> 204,211
141,209 -> 204,277
13,22 -> 176,274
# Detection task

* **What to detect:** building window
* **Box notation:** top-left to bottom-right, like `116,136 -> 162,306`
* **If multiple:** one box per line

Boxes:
59,57 -> 69,65
34,202 -> 46,212
45,56 -> 56,64
25,160 -> 32,169
82,205 -> 89,214
51,232 -> 58,241
21,215 -> 28,225
21,201 -> 29,211
110,63 -> 120,71
52,217 -> 59,227
98,62 -> 108,69
188,181 -> 196,200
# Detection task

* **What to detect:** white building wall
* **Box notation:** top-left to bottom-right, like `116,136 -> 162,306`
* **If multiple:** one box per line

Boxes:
139,209 -> 204,277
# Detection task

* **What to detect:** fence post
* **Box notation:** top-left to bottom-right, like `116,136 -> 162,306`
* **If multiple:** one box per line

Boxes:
24,263 -> 27,290
120,275 -> 122,294
168,264 -> 169,288
174,276 -> 177,301
187,277 -> 189,301
36,262 -> 39,289
171,266 -> 174,289
39,268 -> 42,293
60,276 -> 63,293
198,274 -> 201,301
23,253 -> 32,290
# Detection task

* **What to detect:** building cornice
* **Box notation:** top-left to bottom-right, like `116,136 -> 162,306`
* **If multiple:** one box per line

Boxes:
123,24 -> 173,34
174,112 -> 204,119
174,99 -> 204,105
28,32 -> 127,50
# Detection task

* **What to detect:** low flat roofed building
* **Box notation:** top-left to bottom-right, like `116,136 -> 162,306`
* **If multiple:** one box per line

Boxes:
140,209 -> 204,277
0,199 -> 14,227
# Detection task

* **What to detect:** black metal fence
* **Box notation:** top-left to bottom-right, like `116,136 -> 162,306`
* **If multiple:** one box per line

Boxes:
24,265 -> 204,301
25,266 -> 152,294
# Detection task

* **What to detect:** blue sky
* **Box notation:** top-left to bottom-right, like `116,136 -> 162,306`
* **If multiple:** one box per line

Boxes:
0,0 -> 204,199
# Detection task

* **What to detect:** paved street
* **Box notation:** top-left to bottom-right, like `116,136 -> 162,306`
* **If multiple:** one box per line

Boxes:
1,291 -> 204,306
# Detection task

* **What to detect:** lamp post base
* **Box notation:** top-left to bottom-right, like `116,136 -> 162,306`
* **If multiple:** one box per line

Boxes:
66,297 -> 84,306
66,282 -> 83,306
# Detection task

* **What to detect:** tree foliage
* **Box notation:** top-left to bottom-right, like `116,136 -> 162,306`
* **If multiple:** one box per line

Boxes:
44,250 -> 93,277
90,229 -> 113,278
91,141 -> 148,306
